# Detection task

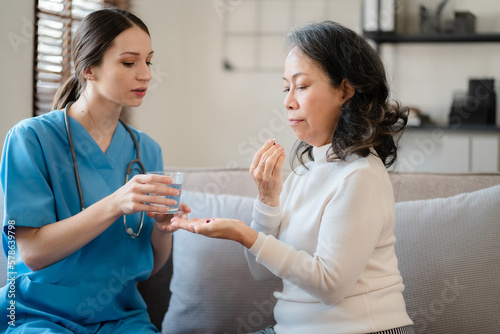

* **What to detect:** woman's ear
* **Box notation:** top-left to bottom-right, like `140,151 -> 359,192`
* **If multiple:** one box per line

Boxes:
340,79 -> 355,101
83,67 -> 95,80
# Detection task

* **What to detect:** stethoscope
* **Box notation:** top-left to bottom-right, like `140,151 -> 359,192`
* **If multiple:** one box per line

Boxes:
64,102 -> 146,238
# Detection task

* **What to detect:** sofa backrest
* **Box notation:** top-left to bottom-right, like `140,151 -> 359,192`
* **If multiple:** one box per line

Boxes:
149,169 -> 500,333
390,171 -> 500,201
180,167 -> 500,202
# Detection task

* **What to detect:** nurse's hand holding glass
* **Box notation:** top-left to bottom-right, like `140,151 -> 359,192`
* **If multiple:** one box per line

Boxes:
111,172 -> 189,234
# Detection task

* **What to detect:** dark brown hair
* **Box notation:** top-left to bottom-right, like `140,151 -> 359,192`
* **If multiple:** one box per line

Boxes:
52,8 -> 150,110
287,21 -> 408,169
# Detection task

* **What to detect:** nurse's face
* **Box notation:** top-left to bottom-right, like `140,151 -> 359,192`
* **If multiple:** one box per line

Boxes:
89,26 -> 153,108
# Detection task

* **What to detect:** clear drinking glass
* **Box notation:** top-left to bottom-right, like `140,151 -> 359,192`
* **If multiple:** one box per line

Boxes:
147,171 -> 184,213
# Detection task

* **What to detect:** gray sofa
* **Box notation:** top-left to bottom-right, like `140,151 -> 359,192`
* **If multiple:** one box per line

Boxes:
2,169 -> 500,333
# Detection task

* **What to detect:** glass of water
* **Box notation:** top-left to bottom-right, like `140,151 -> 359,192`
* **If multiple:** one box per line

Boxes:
147,171 -> 184,213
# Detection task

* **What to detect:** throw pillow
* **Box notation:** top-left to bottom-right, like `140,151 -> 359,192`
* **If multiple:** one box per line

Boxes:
395,185 -> 500,334
162,191 -> 282,334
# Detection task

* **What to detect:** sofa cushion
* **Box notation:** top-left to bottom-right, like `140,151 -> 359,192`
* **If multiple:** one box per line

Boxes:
395,185 -> 500,334
162,191 -> 282,334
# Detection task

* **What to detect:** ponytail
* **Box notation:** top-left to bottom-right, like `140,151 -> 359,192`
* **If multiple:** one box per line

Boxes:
52,75 -> 81,110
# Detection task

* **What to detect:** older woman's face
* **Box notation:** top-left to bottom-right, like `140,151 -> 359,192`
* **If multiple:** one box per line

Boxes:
283,47 -> 352,147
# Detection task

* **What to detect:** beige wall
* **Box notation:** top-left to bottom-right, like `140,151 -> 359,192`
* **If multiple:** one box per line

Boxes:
1,0 -> 499,170
0,2 -> 34,155
130,0 -> 362,169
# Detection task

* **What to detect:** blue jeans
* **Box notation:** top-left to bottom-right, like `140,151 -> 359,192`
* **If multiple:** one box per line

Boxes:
247,326 -> 276,334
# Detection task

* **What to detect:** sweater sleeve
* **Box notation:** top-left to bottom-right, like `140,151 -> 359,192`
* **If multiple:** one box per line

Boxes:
244,199 -> 282,280
247,168 -> 392,305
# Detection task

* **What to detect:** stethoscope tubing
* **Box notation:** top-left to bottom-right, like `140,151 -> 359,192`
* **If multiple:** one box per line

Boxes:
63,102 -> 145,238
64,102 -> 86,211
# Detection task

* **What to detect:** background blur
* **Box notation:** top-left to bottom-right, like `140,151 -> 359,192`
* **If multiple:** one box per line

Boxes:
1,0 -> 500,171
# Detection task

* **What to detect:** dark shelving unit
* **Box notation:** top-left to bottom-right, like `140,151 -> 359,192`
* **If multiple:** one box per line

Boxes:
363,31 -> 500,132
364,32 -> 500,44
407,124 -> 500,132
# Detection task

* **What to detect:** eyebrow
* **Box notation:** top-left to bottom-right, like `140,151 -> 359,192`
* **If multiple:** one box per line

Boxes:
282,72 -> 308,81
119,51 -> 154,56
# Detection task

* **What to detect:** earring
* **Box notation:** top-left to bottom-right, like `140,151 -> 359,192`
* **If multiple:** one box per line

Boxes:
86,76 -> 93,80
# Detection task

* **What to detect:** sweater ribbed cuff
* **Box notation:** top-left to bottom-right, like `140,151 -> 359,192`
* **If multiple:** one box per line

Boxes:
248,232 -> 266,256
254,199 -> 281,215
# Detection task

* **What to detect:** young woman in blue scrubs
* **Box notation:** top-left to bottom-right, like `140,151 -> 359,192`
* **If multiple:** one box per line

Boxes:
0,8 -> 189,333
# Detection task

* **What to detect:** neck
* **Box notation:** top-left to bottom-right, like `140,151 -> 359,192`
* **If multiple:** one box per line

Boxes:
68,98 -> 122,153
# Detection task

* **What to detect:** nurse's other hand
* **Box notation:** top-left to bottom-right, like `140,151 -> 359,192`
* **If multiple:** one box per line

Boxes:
249,139 -> 286,207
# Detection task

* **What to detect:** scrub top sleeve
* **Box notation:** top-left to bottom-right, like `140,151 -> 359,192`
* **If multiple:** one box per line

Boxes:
156,145 -> 163,172
1,126 -> 57,230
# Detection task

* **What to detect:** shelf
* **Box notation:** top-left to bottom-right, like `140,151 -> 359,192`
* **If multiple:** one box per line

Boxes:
363,32 -> 500,44
407,124 -> 500,132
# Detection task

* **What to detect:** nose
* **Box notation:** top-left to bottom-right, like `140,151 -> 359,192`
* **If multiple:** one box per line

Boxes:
138,62 -> 152,82
284,90 -> 298,110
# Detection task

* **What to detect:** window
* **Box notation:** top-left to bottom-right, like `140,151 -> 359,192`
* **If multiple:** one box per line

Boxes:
220,0 -> 362,72
221,0 -> 335,72
33,0 -> 129,116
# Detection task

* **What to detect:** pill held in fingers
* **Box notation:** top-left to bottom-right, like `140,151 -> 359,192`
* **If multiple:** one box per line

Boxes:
272,138 -> 276,145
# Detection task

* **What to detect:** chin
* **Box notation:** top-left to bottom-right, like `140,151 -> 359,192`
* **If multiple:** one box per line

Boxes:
126,101 -> 143,108
302,139 -> 329,147
295,135 -> 315,147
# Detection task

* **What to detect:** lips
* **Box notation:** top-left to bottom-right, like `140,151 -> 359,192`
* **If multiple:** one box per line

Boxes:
132,87 -> 147,97
289,118 -> 303,125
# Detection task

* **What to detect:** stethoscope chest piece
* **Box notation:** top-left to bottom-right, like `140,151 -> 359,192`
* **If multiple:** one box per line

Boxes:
126,227 -> 137,239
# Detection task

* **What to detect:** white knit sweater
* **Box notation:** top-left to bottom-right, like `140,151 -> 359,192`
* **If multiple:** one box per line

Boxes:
246,144 -> 413,334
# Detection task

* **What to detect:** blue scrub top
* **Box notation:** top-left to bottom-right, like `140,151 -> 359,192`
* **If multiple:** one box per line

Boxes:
0,110 -> 163,331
